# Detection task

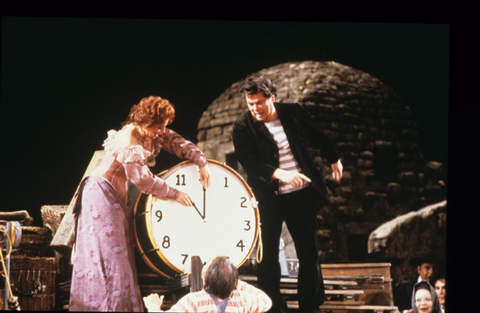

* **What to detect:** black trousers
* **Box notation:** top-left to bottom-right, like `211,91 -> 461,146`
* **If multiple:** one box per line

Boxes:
256,186 -> 325,313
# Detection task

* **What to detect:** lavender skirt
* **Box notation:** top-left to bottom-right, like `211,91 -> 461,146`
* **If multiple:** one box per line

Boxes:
69,176 -> 143,312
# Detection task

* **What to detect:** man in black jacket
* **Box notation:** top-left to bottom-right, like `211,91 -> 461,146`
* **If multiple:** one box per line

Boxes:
232,74 -> 342,313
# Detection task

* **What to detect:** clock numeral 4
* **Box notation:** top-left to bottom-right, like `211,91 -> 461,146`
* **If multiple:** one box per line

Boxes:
236,239 -> 245,252
175,174 -> 186,186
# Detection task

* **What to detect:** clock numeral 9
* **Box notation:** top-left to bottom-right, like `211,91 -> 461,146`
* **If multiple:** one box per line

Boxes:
162,236 -> 171,249
155,210 -> 163,222
240,197 -> 247,208
236,239 -> 245,252
176,174 -> 186,186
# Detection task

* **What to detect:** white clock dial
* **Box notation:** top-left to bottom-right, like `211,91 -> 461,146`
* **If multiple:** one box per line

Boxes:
134,160 -> 260,279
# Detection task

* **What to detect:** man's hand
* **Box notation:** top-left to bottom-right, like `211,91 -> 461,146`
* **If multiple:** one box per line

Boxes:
143,293 -> 164,312
331,159 -> 343,182
273,169 -> 311,187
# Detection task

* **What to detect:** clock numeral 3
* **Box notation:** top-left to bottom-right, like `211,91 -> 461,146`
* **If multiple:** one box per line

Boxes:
244,220 -> 251,231
162,236 -> 171,249
155,210 -> 163,222
236,239 -> 245,252
240,197 -> 247,208
176,174 -> 186,186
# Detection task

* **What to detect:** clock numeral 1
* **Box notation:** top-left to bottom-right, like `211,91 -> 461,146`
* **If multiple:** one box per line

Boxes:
244,220 -> 251,231
240,197 -> 247,208
224,177 -> 228,188
176,174 -> 186,186
155,210 -> 163,222
181,254 -> 189,265
162,236 -> 171,249
236,239 -> 245,252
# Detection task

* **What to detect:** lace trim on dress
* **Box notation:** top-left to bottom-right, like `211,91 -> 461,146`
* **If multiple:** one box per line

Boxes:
103,129 -> 153,164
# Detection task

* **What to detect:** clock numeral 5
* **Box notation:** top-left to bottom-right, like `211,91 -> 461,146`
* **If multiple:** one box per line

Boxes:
176,174 -> 186,186
236,239 -> 245,252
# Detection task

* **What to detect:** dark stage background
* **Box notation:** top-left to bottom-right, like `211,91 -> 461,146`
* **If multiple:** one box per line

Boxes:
1,18 -> 449,226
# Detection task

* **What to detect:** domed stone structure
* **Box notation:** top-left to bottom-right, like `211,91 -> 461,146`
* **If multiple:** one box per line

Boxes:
196,61 -> 446,263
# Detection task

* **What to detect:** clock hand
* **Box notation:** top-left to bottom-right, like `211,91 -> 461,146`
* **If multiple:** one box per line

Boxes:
203,187 -> 206,221
191,202 -> 204,221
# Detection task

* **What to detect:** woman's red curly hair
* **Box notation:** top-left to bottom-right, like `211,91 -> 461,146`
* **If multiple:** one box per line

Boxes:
123,96 -> 175,127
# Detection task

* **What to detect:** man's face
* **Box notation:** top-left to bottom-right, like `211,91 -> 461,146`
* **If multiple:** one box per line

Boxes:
417,263 -> 435,281
245,93 -> 277,122
435,278 -> 446,305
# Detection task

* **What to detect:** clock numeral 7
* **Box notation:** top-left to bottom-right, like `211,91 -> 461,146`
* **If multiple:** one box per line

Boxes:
181,254 -> 189,265
236,239 -> 245,252
175,174 -> 186,186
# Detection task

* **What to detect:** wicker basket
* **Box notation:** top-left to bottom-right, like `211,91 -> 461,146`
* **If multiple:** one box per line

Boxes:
8,256 -> 56,311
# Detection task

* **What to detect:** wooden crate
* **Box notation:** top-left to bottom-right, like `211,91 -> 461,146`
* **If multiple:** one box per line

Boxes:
8,256 -> 56,311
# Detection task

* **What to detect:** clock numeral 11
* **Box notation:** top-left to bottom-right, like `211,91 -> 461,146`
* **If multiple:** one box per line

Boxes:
176,174 -> 186,186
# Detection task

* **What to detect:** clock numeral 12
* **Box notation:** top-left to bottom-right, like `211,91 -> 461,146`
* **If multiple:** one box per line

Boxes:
176,174 -> 186,186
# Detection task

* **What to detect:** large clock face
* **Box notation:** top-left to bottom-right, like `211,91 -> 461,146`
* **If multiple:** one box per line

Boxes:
134,160 -> 259,278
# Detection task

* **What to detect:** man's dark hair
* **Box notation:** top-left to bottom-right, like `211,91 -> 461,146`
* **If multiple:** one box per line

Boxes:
204,256 -> 238,299
239,74 -> 277,99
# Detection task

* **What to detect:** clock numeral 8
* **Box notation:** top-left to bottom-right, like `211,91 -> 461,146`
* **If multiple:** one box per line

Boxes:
162,236 -> 171,249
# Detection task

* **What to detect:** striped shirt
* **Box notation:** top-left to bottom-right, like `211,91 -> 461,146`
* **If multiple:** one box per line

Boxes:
155,280 -> 272,313
264,118 -> 309,194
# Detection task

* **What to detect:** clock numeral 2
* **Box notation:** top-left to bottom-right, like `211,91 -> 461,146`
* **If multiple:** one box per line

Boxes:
236,240 -> 245,252
240,197 -> 247,208
176,174 -> 186,186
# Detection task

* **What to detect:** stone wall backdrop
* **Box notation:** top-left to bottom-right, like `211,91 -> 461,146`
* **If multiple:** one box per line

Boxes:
196,61 -> 446,285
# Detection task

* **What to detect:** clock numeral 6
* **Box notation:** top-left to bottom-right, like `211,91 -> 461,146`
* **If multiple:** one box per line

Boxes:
176,174 -> 186,186
162,236 -> 171,249
236,239 -> 245,252
155,210 -> 163,222
240,197 -> 247,208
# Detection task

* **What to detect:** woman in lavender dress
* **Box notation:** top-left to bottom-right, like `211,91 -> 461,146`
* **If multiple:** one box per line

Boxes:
69,96 -> 211,311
